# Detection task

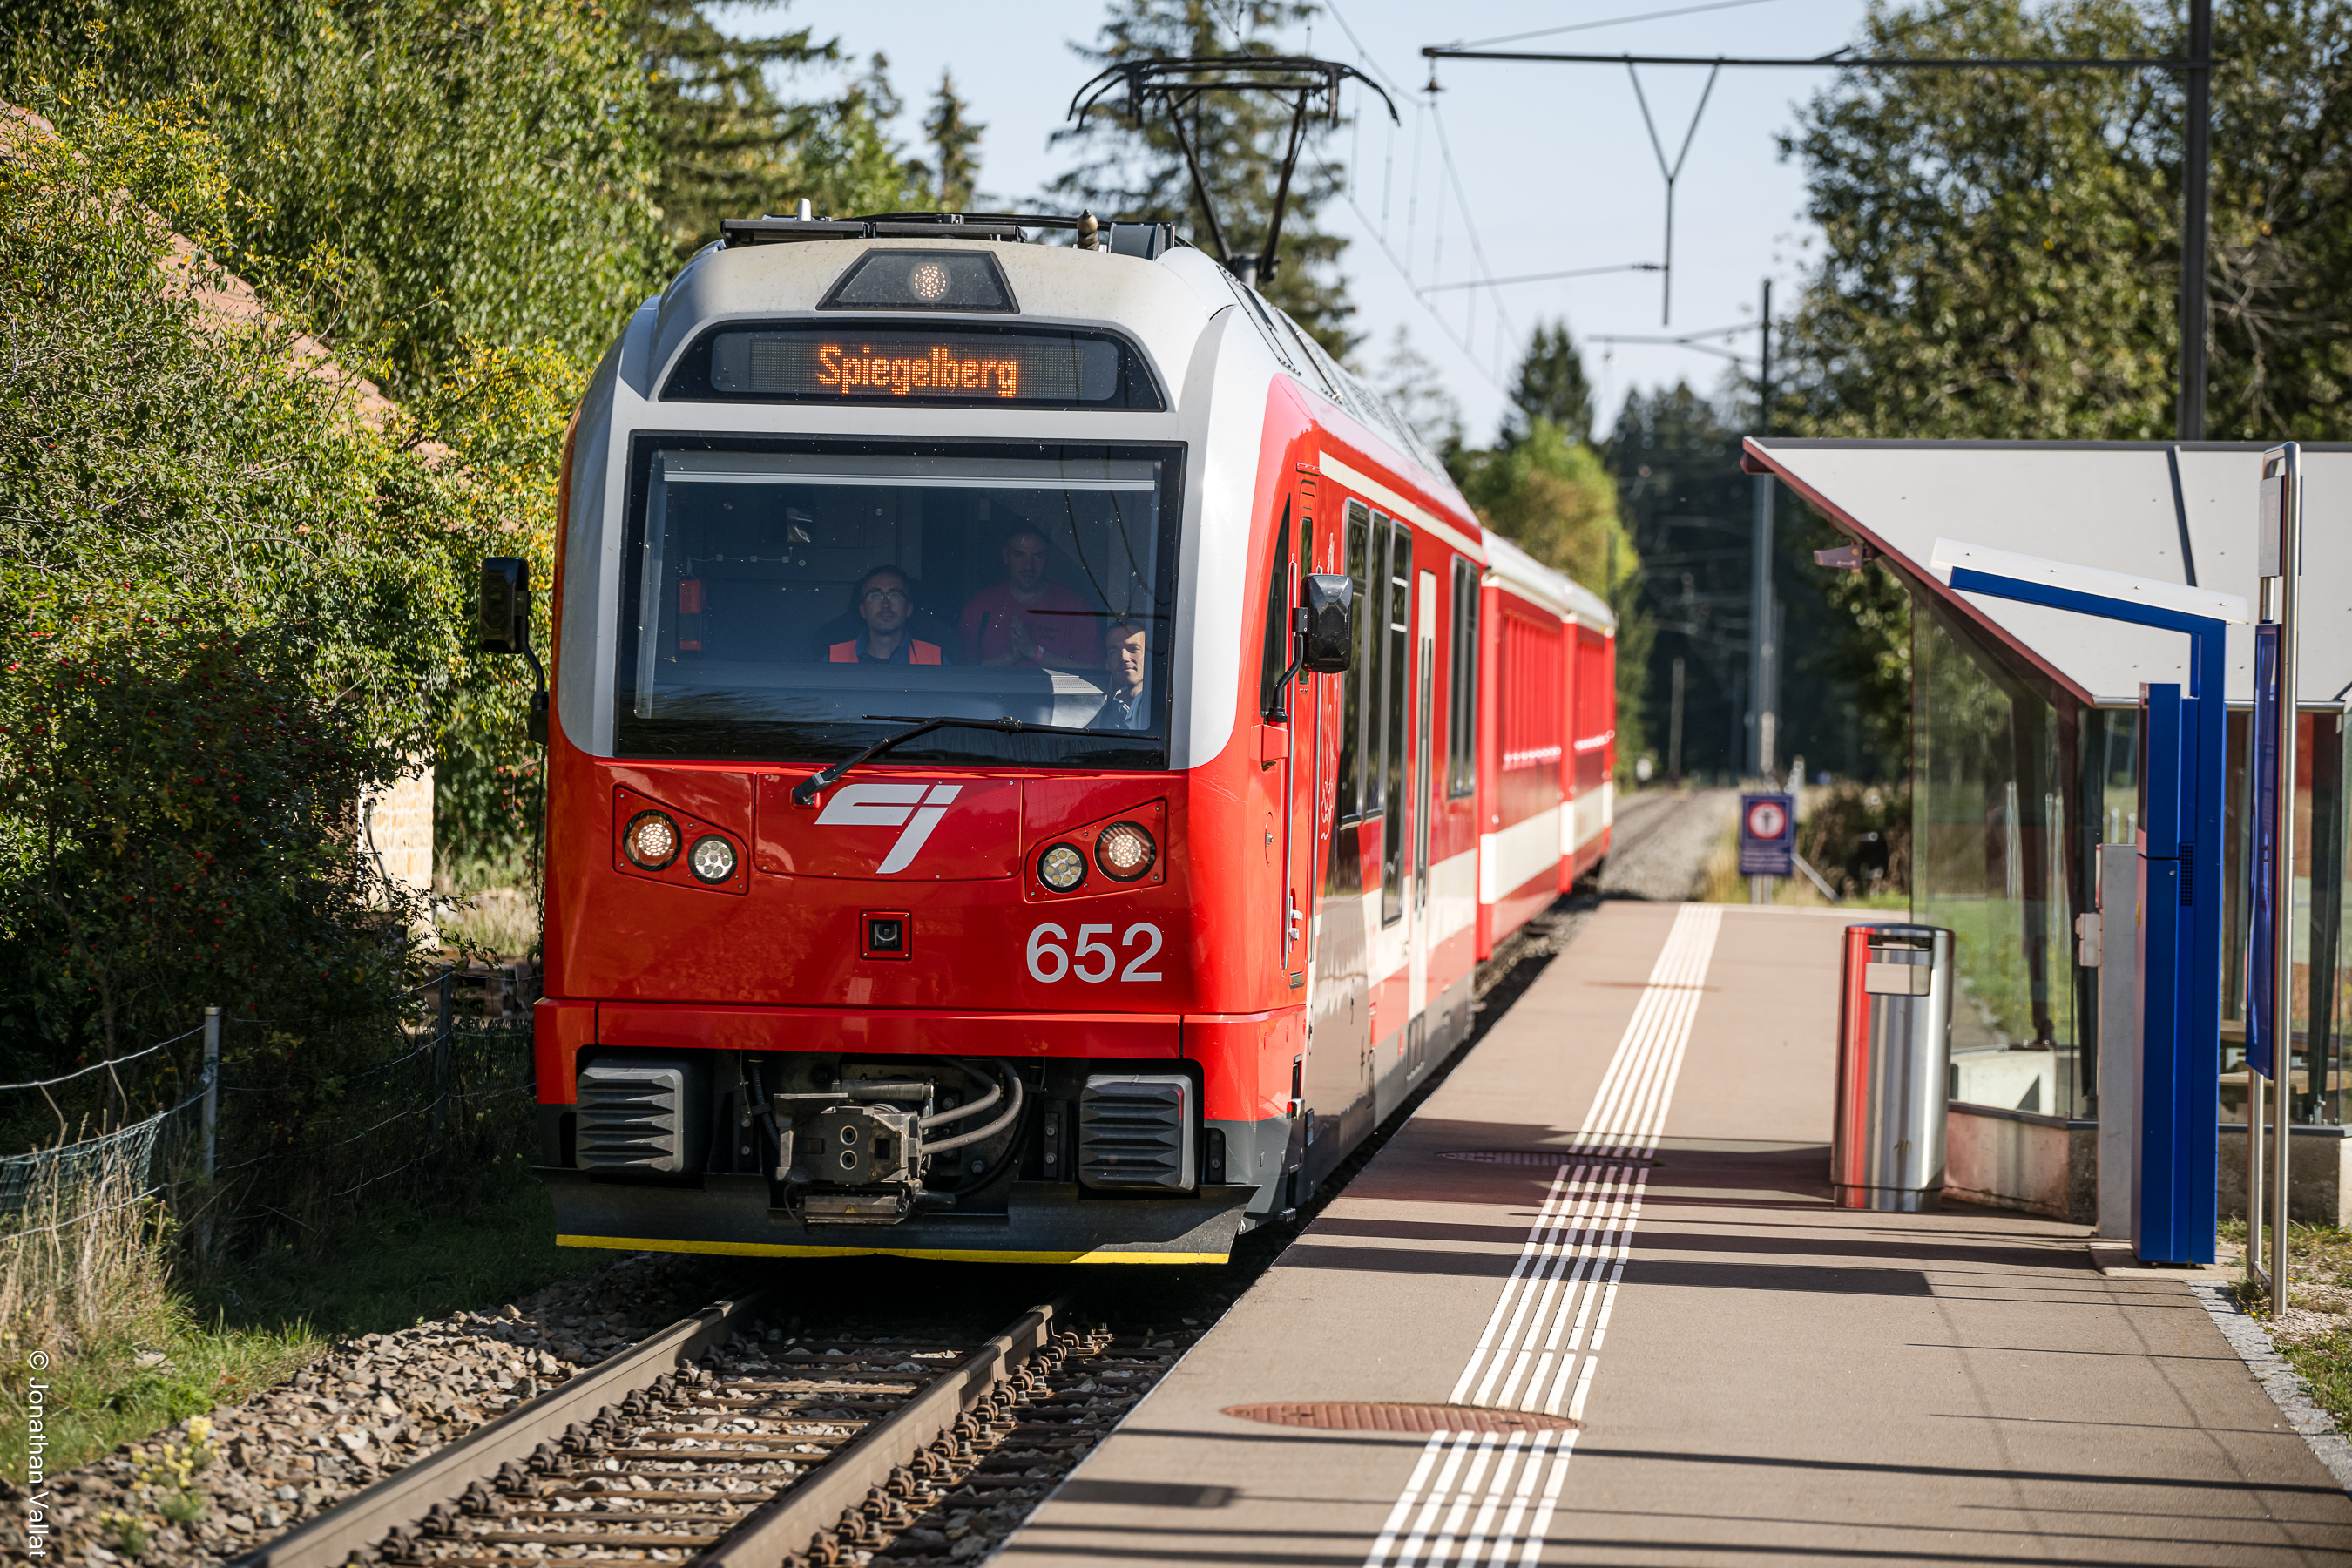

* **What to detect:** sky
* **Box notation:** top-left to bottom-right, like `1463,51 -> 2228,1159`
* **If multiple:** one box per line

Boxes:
779,0 -> 1882,445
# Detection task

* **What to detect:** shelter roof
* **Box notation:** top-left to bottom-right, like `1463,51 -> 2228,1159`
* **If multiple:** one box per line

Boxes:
1746,439 -> 2352,708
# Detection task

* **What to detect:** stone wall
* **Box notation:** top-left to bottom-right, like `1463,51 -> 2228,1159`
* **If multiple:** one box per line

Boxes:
362,765 -> 435,936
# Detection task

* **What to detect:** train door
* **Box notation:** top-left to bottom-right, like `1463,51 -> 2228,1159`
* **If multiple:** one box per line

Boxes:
1379,520 -> 1413,928
1258,488 -> 1303,979
1282,469 -> 1321,985
1408,568 -> 1436,1028
1301,497 -> 1375,1195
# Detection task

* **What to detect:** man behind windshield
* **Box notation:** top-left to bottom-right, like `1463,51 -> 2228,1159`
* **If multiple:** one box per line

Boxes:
1090,620 -> 1152,731
960,526 -> 1098,670
828,566 -> 949,665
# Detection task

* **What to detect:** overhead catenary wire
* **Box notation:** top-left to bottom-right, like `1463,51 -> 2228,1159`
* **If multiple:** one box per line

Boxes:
1325,160 -> 1515,401
1419,263 -> 1662,294
1330,1 -> 1674,405
1326,5 -> 1542,397
1443,0 -> 1791,51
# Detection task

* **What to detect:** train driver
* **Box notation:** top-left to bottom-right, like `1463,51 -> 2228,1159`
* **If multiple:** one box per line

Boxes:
1089,619 -> 1152,731
828,566 -> 948,666
959,526 -> 1098,670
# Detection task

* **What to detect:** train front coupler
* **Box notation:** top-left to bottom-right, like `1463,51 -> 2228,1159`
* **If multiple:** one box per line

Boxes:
769,1059 -> 1024,1226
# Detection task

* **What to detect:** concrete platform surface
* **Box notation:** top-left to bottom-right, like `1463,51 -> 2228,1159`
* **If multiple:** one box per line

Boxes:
996,902 -> 2352,1565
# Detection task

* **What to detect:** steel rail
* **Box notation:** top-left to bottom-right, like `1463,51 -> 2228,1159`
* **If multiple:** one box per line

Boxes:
692,1301 -> 1061,1566
225,1287 -> 774,1568
226,1289 -> 1065,1568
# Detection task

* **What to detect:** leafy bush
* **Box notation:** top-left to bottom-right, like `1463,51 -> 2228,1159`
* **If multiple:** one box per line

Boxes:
8,0 -> 666,395
0,98 -> 555,1092
1797,780 -> 1911,900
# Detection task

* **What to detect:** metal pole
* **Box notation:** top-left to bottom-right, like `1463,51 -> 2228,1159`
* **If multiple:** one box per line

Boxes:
2271,448 -> 2301,1303
1668,656 -> 1686,782
2248,1068 -> 2265,1285
1750,278 -> 1776,779
2179,0 -> 2212,441
433,968 -> 455,1150
199,1004 -> 220,1261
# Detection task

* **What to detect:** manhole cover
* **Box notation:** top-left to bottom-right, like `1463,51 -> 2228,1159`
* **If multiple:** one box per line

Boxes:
1223,1402 -> 1578,1433
1438,1151 -> 1656,1166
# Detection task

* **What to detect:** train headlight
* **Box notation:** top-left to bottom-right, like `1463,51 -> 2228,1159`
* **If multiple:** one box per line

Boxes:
687,835 -> 738,884
908,260 -> 952,301
1094,821 -> 1157,882
1038,843 -> 1087,892
624,811 -> 680,870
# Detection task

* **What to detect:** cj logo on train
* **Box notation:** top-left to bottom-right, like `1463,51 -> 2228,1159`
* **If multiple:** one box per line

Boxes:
476,227 -> 1618,1261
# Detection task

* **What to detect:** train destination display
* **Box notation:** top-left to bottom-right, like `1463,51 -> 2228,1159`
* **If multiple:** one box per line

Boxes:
699,327 -> 1134,406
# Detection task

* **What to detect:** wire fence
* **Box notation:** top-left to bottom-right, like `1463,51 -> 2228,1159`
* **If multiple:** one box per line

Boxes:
0,963 -> 539,1255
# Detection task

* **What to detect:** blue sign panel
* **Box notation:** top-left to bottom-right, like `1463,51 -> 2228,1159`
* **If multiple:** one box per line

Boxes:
1738,792 -> 1794,876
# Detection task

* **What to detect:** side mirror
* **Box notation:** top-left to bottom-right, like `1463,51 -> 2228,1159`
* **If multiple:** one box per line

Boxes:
478,558 -> 549,746
479,558 -> 530,654
1300,573 -> 1354,673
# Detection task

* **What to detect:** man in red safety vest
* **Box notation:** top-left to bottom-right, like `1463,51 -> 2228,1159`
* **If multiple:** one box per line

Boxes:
829,566 -> 946,666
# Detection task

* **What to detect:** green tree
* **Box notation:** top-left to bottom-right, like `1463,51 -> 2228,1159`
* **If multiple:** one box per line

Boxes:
1503,320 -> 1597,446
911,70 -> 985,211
639,5 -> 926,259
1457,419 -> 1652,774
1776,0 -> 2352,772
1784,0 -> 2352,445
6,1 -> 943,385
6,0 -> 668,396
1049,0 -> 1357,355
1610,386 -> 1748,781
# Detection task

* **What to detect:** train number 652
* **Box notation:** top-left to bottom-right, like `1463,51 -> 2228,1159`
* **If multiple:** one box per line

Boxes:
1026,923 -> 1164,983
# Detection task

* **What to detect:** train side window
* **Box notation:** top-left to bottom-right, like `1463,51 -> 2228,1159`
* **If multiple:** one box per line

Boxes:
1338,501 -> 1371,821
1258,500 -> 1294,718
1448,557 -> 1478,798
1380,519 -> 1413,926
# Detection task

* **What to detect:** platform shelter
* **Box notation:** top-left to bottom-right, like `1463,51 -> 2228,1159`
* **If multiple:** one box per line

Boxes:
1747,440 -> 2352,1221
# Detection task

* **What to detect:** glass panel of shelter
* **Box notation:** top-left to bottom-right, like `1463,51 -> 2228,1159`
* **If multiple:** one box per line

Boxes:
1914,605 -> 2080,1119
1917,594 -> 2351,1130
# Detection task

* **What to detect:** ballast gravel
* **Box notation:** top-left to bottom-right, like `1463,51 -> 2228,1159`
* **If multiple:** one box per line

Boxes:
4,1253 -> 728,1568
1601,787 -> 1734,903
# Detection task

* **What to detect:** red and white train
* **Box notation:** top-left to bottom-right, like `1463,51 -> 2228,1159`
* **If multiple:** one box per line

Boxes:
503,215 -> 1614,1262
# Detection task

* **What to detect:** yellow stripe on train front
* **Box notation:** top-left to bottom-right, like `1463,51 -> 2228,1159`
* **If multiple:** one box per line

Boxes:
555,1234 -> 1228,1265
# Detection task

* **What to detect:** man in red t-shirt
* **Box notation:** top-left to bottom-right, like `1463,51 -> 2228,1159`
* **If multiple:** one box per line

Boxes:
959,526 -> 1098,669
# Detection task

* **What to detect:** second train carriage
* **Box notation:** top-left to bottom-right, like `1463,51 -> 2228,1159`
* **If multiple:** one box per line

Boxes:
502,215 -> 1615,1261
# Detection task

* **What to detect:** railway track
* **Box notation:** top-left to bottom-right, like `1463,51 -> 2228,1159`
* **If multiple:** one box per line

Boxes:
226,1287 -> 1192,1568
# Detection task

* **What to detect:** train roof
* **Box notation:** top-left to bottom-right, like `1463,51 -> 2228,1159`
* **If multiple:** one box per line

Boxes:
1482,532 -> 1616,632
645,218 -> 1470,522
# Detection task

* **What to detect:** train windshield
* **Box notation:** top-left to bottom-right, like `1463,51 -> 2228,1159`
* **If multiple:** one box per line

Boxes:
614,439 -> 1180,768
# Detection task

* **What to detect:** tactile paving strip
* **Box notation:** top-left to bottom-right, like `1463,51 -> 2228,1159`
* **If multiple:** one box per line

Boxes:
1221,1402 -> 1579,1433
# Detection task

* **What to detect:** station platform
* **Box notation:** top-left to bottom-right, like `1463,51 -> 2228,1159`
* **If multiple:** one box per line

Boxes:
997,901 -> 2352,1565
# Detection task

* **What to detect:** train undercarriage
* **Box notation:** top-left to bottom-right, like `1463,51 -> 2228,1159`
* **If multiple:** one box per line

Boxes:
535,1052 -> 1294,1262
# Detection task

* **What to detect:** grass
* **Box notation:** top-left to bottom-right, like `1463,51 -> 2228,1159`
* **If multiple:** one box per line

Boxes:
0,1159 -> 595,1476
435,849 -> 539,957
2220,1218 -> 2352,1435
1695,811 -> 1908,910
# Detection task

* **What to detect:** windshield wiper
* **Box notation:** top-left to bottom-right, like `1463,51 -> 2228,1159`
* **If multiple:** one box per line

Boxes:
789,714 -> 1106,806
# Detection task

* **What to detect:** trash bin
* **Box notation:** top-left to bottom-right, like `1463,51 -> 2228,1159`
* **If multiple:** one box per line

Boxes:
1830,923 -> 1955,1212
